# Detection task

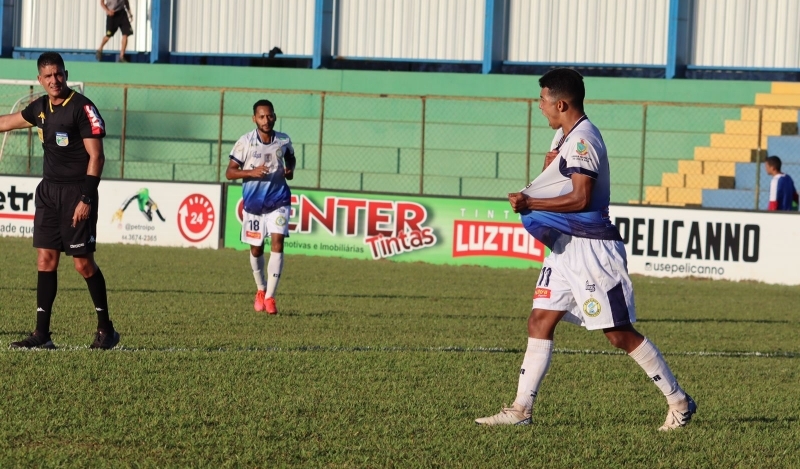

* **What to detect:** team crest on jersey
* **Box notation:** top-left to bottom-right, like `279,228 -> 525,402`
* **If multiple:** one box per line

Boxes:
56,132 -> 69,146
583,297 -> 601,317
276,148 -> 283,158
576,139 -> 589,156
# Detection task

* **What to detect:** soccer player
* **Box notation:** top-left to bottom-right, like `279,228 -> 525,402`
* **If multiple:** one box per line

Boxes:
96,0 -> 134,63
765,156 -> 798,211
475,68 -> 695,430
226,100 -> 296,315
0,52 -> 120,350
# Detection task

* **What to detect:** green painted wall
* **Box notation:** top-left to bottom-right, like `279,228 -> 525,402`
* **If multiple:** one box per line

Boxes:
0,59 -> 777,202
0,58 -> 771,104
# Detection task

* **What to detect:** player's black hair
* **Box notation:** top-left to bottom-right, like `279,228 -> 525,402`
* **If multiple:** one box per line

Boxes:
253,99 -> 275,115
539,68 -> 585,110
765,155 -> 782,171
37,52 -> 66,71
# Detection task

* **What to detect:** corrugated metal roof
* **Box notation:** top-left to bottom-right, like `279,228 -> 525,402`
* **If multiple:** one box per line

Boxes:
335,0 -> 484,61
693,0 -> 800,68
507,0 -> 669,65
171,0 -> 315,55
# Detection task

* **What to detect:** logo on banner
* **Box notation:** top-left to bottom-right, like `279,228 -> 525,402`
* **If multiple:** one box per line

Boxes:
112,188 -> 166,225
452,220 -> 545,262
178,193 -> 215,243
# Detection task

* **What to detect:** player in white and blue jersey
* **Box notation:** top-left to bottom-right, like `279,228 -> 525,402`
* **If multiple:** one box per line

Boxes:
226,99 -> 296,315
476,69 -> 695,430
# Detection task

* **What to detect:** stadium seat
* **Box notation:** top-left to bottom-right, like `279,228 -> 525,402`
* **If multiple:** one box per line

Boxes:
644,82 -> 800,209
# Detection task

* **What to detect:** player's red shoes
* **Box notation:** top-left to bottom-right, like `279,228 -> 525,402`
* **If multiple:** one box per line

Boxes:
254,290 -> 266,312
264,297 -> 278,315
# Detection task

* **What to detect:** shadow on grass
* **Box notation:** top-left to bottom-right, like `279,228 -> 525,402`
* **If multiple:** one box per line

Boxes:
733,416 -> 798,424
0,330 -> 36,337
639,318 -> 791,324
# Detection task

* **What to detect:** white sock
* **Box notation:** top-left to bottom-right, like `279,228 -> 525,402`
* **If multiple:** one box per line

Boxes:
513,338 -> 553,410
629,337 -> 686,405
249,253 -> 266,291
265,252 -> 284,298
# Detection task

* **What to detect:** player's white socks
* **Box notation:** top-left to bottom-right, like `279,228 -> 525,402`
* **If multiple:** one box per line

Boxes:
265,252 -> 284,298
513,338 -> 553,410
629,337 -> 686,405
250,253 -> 266,291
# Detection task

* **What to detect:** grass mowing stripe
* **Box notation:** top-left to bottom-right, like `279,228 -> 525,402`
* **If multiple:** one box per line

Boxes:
4,344 -> 799,358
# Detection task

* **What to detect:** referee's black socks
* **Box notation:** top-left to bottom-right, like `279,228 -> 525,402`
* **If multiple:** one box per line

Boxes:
84,268 -> 112,332
36,271 -> 58,334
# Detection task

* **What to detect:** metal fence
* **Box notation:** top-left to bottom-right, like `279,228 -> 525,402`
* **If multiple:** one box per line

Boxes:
2,83 -> 798,211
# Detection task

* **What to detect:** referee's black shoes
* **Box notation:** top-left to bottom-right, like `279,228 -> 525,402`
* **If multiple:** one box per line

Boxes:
91,322 -> 120,350
10,330 -> 56,350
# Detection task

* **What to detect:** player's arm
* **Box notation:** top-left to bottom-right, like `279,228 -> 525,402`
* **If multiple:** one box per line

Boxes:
767,177 -> 778,211
284,148 -> 296,180
225,158 -> 266,180
508,173 -> 594,213
542,150 -> 559,172
100,0 -> 114,16
0,112 -> 34,132
73,138 -> 105,227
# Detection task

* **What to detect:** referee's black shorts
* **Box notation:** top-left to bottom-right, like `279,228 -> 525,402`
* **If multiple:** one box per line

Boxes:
105,9 -> 133,37
34,180 -> 98,256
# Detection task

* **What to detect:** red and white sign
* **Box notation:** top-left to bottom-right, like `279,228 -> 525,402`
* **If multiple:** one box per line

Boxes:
452,220 -> 545,262
177,193 -> 216,243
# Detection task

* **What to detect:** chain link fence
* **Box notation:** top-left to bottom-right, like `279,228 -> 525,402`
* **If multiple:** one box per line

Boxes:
2,83 -> 798,211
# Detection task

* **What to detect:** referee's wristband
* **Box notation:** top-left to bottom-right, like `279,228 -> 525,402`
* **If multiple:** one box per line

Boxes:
81,175 -> 101,196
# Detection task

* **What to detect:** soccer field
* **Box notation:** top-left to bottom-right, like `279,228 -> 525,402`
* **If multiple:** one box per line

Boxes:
0,236 -> 798,468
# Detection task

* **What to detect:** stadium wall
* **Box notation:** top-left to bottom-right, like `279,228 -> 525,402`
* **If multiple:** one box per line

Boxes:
0,59 -> 770,104
0,59 -> 779,206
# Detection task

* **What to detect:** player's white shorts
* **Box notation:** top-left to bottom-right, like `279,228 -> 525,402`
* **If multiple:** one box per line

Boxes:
240,206 -> 290,246
532,236 -> 636,330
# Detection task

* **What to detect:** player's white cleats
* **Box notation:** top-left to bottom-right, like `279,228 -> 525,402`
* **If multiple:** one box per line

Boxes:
658,394 -> 697,431
475,403 -> 532,426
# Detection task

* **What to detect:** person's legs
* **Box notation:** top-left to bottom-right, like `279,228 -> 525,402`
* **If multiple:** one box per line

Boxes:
250,244 -> 267,311
72,253 -> 119,349
36,249 -> 60,332
265,233 -> 284,298
119,34 -> 129,62
513,308 -> 565,408
73,254 -> 112,331
475,308 -> 564,425
605,324 -> 695,430
97,35 -> 111,59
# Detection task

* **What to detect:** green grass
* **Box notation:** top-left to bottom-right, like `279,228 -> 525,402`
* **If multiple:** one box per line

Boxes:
0,236 -> 798,468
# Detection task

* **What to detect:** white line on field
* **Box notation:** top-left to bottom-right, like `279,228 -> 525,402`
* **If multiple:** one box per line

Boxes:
3,343 -> 799,358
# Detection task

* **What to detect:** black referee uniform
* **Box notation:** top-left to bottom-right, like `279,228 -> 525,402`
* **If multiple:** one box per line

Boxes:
21,91 -> 106,254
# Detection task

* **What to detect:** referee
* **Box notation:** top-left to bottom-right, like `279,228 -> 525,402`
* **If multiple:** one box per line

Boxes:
0,52 -> 119,350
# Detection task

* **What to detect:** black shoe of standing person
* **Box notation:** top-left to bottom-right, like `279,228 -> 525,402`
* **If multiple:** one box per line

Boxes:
91,322 -> 120,350
10,330 -> 56,350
